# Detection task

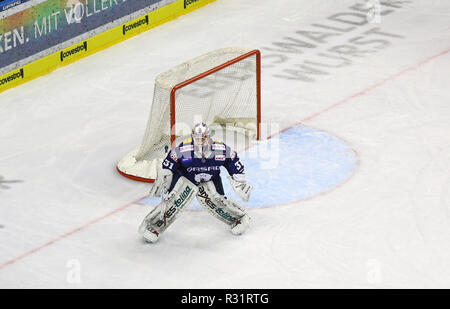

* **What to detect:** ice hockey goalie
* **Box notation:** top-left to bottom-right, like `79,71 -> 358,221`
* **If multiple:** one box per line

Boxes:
138,122 -> 253,243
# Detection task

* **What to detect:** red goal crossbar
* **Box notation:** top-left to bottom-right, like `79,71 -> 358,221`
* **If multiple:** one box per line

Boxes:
169,49 -> 261,147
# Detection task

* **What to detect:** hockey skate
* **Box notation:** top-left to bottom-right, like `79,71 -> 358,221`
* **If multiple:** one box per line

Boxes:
142,227 -> 159,243
138,218 -> 160,243
230,215 -> 251,235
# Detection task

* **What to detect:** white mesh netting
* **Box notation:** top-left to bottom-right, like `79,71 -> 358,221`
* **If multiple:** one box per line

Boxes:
118,47 -> 260,181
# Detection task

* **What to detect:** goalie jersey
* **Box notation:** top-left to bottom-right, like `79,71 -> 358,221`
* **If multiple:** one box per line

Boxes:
162,138 -> 245,186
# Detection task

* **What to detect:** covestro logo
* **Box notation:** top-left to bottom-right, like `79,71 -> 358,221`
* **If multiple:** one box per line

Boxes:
184,0 -> 200,9
60,42 -> 88,62
0,68 -> 24,86
123,16 -> 149,35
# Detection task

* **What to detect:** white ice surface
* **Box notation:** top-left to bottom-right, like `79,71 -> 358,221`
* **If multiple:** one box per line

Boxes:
0,0 -> 449,288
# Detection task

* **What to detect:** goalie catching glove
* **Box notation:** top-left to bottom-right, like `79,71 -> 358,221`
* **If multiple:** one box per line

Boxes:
228,174 -> 252,202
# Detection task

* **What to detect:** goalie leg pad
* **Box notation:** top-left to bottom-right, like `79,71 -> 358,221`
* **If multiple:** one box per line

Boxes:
197,181 -> 249,227
230,214 -> 251,235
139,176 -> 198,240
149,168 -> 173,197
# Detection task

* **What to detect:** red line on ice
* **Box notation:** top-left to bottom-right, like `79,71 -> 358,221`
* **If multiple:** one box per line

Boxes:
300,49 -> 450,123
0,48 -> 448,272
0,200 -> 139,271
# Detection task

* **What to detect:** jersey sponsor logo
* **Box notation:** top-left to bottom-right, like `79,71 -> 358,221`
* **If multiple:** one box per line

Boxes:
60,42 -> 87,62
187,166 -> 220,173
194,173 -> 212,183
212,143 -> 225,151
180,145 -> 194,152
215,155 -> 225,161
123,15 -> 149,35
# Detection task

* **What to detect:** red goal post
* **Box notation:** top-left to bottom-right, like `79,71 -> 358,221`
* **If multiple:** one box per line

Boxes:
170,49 -> 261,147
117,47 -> 262,183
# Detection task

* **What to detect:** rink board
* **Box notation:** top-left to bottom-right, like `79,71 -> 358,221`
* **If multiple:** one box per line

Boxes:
0,0 -> 215,94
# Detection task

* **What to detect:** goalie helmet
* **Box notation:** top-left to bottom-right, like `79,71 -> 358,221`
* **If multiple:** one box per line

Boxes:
192,122 -> 211,157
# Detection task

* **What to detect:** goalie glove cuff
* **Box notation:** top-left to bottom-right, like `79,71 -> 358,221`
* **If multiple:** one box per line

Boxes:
232,173 -> 246,182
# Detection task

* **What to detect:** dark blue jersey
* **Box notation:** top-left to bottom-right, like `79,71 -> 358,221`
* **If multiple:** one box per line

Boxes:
162,137 -> 245,185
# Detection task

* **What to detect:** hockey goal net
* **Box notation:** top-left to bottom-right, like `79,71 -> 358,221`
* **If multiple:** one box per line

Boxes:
117,47 -> 261,182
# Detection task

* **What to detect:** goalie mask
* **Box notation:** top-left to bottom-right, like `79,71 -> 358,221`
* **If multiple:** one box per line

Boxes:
192,122 -> 212,157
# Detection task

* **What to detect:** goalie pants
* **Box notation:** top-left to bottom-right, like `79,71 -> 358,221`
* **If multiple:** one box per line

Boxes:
168,171 -> 225,195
